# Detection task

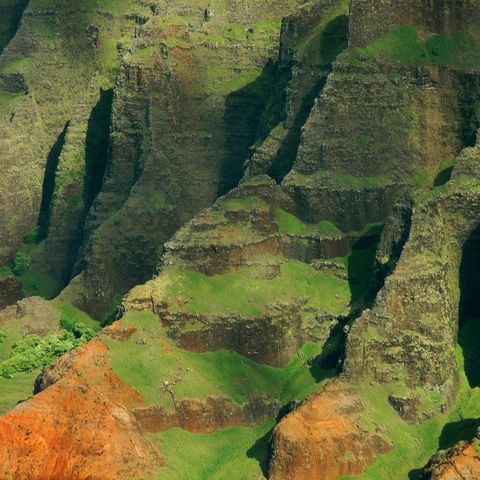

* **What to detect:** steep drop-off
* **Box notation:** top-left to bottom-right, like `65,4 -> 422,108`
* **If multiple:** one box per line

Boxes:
1,0 -> 480,479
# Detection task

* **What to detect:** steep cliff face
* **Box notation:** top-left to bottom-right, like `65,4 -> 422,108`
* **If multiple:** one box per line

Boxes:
344,139 -> 480,392
58,0 -> 309,317
2,1 -> 480,479
0,0 -> 147,280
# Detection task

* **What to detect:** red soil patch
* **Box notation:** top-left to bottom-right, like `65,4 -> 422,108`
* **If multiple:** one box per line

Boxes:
427,441 -> 480,479
269,380 -> 391,480
104,322 -> 138,341
0,340 -> 160,480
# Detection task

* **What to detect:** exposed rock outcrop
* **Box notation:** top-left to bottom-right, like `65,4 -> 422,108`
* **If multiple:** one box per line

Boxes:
65,0 -> 307,317
134,395 -> 278,434
424,440 -> 480,480
0,275 -> 21,309
269,380 -> 391,480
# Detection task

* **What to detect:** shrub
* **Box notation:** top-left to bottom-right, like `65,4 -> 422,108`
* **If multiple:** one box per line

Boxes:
0,324 -> 96,378
23,227 -> 40,245
12,251 -> 31,276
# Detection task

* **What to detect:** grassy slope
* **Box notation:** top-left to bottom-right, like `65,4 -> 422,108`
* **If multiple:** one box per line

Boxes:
106,311 -> 337,410
0,370 -> 40,414
106,315 -> 480,479
150,420 -> 273,480
276,208 -> 343,236
352,23 -> 480,68
106,311 -> 340,479
164,259 -> 351,317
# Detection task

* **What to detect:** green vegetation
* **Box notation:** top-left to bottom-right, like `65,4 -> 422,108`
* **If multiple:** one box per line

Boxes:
335,175 -> 392,188
0,323 -> 95,379
106,310 -> 341,478
0,266 -> 12,277
276,208 -> 342,236
434,159 -> 456,187
53,300 -> 100,332
12,250 -> 30,276
334,243 -> 379,304
150,420 -> 274,480
0,370 -> 40,414
0,299 -> 98,413
353,24 -> 480,68
107,311 -> 337,410
5,231 -> 61,299
164,259 -> 350,317
19,271 -> 61,299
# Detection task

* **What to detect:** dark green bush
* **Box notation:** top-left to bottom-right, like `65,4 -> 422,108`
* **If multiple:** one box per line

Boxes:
12,251 -> 31,276
23,227 -> 40,244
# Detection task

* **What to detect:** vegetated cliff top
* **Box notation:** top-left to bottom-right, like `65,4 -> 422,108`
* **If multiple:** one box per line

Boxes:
1,0 -> 480,479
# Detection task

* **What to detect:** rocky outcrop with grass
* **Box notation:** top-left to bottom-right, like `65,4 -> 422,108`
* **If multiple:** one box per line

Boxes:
2,0 -> 480,479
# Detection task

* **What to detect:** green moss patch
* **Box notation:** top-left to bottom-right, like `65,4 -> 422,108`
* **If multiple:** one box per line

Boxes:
276,208 -> 342,236
353,24 -> 480,68
163,259 -> 350,317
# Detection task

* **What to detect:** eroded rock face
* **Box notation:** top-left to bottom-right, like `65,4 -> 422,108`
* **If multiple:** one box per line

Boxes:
424,441 -> 480,480
344,143 -> 480,398
0,340 -> 160,480
123,177 -> 354,367
134,395 -> 279,434
269,380 -> 391,480
0,276 -> 21,309
67,0 -> 307,317
0,0 -> 142,266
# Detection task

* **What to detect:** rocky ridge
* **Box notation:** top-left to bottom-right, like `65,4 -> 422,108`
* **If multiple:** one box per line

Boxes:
1,0 -> 480,479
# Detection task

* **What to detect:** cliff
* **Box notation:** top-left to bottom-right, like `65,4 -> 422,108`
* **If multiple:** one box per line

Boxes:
1,0 -> 480,479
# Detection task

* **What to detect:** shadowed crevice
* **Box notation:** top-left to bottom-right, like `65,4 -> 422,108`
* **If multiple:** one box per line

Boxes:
267,15 -> 350,183
0,0 -> 29,55
219,61 -> 276,196
37,122 -> 70,240
84,88 -> 114,210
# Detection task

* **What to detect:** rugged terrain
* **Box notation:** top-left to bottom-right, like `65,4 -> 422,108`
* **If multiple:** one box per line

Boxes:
1,0 -> 480,479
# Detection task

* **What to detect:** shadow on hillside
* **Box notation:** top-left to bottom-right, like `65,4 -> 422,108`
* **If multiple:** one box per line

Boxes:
247,429 -> 271,477
439,418 -> 480,450
218,61 -> 276,196
37,122 -> 70,240
459,226 -> 480,387
267,15 -> 349,183
347,237 -> 379,306
407,418 -> 480,479
84,88 -> 113,210
0,0 -> 29,55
